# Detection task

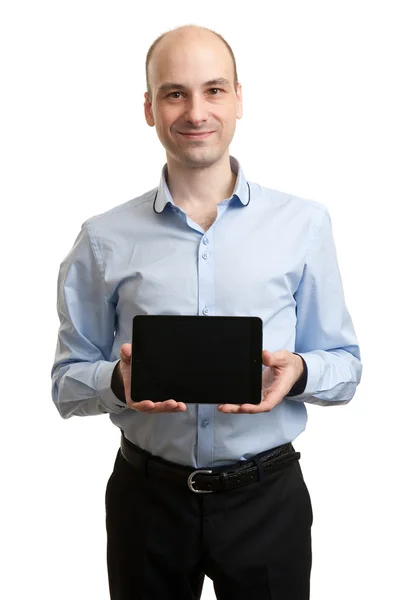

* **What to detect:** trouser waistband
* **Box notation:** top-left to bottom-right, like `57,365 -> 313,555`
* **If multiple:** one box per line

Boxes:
120,434 -> 300,494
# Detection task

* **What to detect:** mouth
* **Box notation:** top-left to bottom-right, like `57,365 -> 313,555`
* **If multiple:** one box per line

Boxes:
178,131 -> 215,140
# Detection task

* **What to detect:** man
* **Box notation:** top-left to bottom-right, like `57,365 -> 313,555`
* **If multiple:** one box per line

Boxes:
51,24 -> 362,600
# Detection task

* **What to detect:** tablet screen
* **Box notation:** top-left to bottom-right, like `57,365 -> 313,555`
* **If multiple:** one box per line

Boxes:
130,315 -> 262,405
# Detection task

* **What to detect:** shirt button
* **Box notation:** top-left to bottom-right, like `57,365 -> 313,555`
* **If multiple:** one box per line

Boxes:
202,307 -> 209,315
201,419 -> 210,427
202,252 -> 208,259
203,236 -> 209,245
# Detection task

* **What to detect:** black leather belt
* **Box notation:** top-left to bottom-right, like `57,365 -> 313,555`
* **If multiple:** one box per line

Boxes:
120,434 -> 300,494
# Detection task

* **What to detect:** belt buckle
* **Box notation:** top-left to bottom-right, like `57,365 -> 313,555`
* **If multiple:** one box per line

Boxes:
187,469 -> 214,493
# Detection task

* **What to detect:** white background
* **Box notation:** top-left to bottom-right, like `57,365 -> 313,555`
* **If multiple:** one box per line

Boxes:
1,1 -> 398,598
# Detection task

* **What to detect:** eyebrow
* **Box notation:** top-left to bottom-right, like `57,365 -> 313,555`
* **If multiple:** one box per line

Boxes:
157,78 -> 231,93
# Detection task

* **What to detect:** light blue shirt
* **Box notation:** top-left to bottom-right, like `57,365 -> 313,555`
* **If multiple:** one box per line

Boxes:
51,156 -> 362,467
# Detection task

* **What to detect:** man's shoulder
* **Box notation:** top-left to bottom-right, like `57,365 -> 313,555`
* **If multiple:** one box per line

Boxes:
83,186 -> 158,228
254,181 -> 328,217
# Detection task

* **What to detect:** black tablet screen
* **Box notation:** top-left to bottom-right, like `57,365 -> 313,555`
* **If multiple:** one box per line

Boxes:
130,315 -> 262,405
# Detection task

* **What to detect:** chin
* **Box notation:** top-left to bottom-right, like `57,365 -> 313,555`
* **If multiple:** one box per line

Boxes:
178,147 -> 226,168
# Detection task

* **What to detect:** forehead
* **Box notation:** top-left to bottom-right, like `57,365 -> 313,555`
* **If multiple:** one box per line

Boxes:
150,34 -> 234,88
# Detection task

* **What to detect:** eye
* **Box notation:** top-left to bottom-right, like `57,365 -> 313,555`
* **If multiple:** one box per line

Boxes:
209,88 -> 222,95
167,91 -> 183,99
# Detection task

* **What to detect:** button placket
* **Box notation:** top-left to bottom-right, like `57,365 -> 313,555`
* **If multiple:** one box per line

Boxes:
198,232 -> 214,319
197,230 -> 215,466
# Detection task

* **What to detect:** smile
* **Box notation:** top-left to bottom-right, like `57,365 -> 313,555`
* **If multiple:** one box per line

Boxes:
178,131 -> 215,140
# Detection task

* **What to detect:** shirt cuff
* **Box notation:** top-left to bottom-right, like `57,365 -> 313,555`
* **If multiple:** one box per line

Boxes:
286,353 -> 308,396
111,360 -> 127,403
96,360 -> 128,413
285,351 -> 324,400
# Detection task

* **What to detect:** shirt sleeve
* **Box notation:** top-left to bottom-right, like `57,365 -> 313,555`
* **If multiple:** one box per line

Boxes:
51,221 -> 128,418
290,206 -> 363,406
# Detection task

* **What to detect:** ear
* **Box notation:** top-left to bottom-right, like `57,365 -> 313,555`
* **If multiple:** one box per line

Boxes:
144,92 -> 155,127
236,82 -> 243,120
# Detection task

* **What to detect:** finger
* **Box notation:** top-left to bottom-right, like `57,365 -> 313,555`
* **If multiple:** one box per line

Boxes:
239,403 -> 267,413
146,400 -> 187,413
218,404 -> 242,413
130,400 -> 187,413
218,403 -> 267,414
127,399 -> 154,411
161,399 -> 187,411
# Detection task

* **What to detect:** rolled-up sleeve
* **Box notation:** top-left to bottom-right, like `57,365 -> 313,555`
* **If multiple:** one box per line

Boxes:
291,207 -> 363,406
51,221 -> 127,418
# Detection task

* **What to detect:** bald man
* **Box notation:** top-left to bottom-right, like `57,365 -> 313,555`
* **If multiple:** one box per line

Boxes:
51,25 -> 362,600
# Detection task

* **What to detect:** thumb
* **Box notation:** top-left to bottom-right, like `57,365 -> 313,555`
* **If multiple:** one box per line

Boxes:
262,350 -> 274,366
262,350 -> 282,367
120,343 -> 132,361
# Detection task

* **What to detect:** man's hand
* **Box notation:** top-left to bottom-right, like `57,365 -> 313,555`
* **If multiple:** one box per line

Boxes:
218,350 -> 304,414
118,343 -> 187,413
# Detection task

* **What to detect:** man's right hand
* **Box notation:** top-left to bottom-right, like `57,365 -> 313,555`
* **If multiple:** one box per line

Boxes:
118,343 -> 187,413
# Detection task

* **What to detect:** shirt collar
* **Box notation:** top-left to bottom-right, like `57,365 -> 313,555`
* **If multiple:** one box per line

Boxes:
153,155 -> 250,214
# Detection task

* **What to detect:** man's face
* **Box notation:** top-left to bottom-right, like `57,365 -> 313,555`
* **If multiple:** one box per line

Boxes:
144,33 -> 243,168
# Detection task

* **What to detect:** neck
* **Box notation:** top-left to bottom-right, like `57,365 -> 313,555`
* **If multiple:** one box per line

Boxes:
165,152 -> 236,210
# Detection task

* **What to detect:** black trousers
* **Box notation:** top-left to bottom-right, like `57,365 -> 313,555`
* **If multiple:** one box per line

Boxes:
105,446 -> 313,600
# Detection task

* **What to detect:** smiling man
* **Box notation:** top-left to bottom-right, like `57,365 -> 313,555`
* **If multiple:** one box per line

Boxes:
143,27 -> 243,233
51,24 -> 362,600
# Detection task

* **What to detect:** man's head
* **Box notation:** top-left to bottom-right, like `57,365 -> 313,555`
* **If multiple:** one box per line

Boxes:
144,25 -> 243,169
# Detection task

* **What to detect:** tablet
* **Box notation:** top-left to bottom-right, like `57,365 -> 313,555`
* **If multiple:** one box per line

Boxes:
130,315 -> 263,405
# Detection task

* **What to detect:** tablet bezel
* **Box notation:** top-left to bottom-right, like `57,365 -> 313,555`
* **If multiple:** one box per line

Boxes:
130,315 -> 263,405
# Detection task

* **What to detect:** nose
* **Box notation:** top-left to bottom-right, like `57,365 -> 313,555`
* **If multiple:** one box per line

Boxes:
184,94 -> 208,126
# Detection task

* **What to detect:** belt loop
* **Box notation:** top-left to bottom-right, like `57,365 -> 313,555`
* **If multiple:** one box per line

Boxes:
252,454 -> 265,483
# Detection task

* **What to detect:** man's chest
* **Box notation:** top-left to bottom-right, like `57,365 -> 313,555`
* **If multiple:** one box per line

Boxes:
184,206 -> 218,231
108,221 -> 306,328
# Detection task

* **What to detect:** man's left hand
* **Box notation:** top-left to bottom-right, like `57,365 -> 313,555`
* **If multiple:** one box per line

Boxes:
218,350 -> 304,414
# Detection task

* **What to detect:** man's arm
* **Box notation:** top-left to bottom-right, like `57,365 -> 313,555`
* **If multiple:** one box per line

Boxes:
290,206 -> 362,406
51,222 -> 128,418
